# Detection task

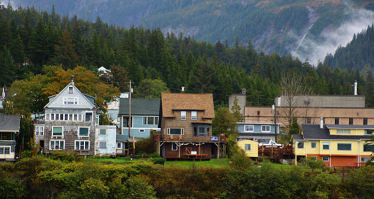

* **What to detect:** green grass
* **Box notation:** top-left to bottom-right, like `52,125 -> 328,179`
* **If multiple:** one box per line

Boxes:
164,158 -> 230,168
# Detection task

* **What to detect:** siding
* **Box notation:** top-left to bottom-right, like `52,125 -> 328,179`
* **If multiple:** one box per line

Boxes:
237,140 -> 258,157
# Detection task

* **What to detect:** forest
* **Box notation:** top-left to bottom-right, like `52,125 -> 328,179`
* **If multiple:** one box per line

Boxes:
1,6 -> 374,109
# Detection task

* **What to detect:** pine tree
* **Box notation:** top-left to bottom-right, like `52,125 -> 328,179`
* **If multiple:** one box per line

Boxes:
51,30 -> 79,69
0,46 -> 16,86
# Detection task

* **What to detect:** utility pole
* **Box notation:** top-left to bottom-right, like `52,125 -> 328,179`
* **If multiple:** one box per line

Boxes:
128,80 -> 132,138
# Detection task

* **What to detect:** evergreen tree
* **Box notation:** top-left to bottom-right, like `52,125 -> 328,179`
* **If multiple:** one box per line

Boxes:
51,30 -> 79,69
0,46 -> 16,86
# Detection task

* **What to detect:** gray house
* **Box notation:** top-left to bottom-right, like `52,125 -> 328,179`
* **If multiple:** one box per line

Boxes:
41,79 -> 98,155
0,113 -> 20,161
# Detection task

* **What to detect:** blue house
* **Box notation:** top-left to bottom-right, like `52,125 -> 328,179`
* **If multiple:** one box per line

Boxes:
237,122 -> 280,143
117,97 -> 160,152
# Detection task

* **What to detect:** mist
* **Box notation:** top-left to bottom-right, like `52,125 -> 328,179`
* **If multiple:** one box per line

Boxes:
291,2 -> 374,66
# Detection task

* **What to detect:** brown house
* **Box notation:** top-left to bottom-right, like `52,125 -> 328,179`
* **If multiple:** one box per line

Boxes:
159,93 -> 225,159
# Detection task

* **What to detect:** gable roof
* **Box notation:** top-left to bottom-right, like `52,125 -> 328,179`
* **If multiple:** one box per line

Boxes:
44,81 -> 95,109
0,113 -> 20,132
161,93 -> 214,118
300,124 -> 372,140
119,98 -> 160,115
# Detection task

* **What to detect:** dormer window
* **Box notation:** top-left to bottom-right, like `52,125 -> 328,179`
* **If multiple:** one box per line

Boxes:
69,86 -> 73,94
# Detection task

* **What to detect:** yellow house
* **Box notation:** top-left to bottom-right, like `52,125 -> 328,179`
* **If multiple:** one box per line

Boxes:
293,124 -> 374,167
237,140 -> 258,158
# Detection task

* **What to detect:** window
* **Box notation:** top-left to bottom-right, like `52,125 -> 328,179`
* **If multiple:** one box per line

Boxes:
365,130 -> 374,135
311,142 -> 316,148
335,118 -> 339,125
171,143 -> 178,151
337,129 -> 350,134
0,147 -> 10,154
79,114 -> 82,121
64,97 -> 77,105
100,129 -> 106,135
181,111 -> 186,120
337,143 -> 352,151
306,117 -> 312,124
364,143 -> 374,152
55,114 -> 59,121
35,126 -> 44,136
144,117 -> 159,125
69,114 -> 72,120
52,127 -> 63,137
79,127 -> 89,137
322,142 -> 330,150
363,118 -> 368,125
322,156 -> 329,162
60,114 -> 63,120
46,114 -> 50,121
51,114 -> 55,120
244,125 -> 254,132
99,142 -> 107,149
117,142 -> 122,149
261,125 -> 271,132
65,114 -> 68,120
75,140 -> 90,150
349,118 -> 353,125
191,111 -> 197,120
297,142 -> 304,149
194,126 -> 209,137
168,128 -> 184,135
74,114 -> 77,121
361,157 -> 371,162
69,86 -> 73,94
85,112 -> 93,122
50,140 -> 64,150
245,144 -> 251,151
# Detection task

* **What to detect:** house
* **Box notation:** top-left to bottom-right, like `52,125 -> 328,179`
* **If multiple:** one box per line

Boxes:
159,93 -> 225,159
95,125 -> 116,156
229,94 -> 374,131
0,113 -> 20,161
41,79 -> 98,155
237,122 -> 280,143
237,140 -> 258,158
117,96 -> 160,154
293,122 -> 374,167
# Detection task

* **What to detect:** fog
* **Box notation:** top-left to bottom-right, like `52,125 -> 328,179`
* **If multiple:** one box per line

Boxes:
291,2 -> 374,66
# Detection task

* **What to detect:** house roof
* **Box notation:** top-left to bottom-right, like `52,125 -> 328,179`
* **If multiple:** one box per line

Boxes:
326,125 -> 374,129
300,124 -> 372,140
0,113 -> 20,132
292,134 -> 303,140
119,98 -> 160,115
238,133 -> 276,137
161,93 -> 215,118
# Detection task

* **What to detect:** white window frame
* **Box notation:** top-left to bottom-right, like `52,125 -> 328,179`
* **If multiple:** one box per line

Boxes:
46,114 -> 50,121
85,111 -> 93,122
68,86 -> 73,94
51,113 -> 54,121
322,142 -> 330,150
49,140 -> 65,150
78,126 -> 90,137
0,146 -> 11,154
52,126 -> 64,138
191,111 -> 197,120
64,97 -> 78,105
75,140 -> 90,151
297,142 -> 304,149
244,125 -> 254,133
361,157 -> 371,162
171,143 -> 178,151
73,114 -> 77,121
322,156 -> 329,162
167,128 -> 184,135
117,142 -> 122,149
139,129 -> 145,133
261,125 -> 271,133
181,111 -> 186,120
99,129 -> 106,135
55,113 -> 59,121
245,144 -> 251,151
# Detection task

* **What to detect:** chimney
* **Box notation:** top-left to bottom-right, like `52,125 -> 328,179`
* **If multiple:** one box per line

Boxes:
181,86 -> 185,93
354,80 -> 358,96
320,117 -> 324,129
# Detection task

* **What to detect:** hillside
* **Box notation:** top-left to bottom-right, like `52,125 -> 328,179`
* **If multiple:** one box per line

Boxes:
9,0 -> 374,65
324,25 -> 374,71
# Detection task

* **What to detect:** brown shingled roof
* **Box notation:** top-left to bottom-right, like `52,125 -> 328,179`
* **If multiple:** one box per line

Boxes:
161,93 -> 215,118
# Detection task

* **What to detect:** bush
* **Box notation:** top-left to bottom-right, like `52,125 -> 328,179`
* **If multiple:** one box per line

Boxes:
49,151 -> 82,162
303,157 -> 325,171
151,158 -> 165,165
20,150 -> 34,159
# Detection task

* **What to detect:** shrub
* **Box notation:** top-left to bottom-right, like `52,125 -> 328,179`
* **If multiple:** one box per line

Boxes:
151,158 -> 165,165
303,157 -> 325,171
20,150 -> 34,159
49,151 -> 82,162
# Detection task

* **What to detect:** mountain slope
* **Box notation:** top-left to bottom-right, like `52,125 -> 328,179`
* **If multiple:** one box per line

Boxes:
9,0 -> 374,65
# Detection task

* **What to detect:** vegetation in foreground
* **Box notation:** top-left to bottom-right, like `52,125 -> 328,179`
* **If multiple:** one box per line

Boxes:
1,151 -> 374,199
